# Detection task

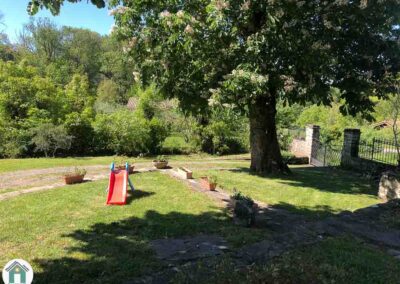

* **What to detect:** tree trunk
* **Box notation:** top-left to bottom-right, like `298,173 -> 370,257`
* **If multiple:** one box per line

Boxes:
249,95 -> 289,173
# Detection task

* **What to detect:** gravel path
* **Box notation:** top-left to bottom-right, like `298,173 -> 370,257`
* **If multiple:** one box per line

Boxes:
0,160 -> 248,201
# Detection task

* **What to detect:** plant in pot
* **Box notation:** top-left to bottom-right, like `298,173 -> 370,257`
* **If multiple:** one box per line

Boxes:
153,155 -> 169,169
200,175 -> 218,191
63,167 -> 87,185
114,158 -> 135,174
229,189 -> 257,227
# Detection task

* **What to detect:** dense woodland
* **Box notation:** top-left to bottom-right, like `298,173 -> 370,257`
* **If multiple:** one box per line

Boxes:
0,15 -> 251,158
0,11 -> 397,158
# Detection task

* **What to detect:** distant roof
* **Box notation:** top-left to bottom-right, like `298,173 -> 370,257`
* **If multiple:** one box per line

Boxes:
372,119 -> 400,130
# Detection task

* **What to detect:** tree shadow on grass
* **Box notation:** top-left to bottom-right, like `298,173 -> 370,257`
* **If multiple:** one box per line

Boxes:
271,202 -> 338,220
33,210 -> 243,284
228,166 -> 375,196
126,189 -> 155,204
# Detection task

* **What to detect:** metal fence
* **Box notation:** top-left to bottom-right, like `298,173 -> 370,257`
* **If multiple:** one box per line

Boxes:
311,140 -> 342,167
358,138 -> 400,166
311,137 -> 400,169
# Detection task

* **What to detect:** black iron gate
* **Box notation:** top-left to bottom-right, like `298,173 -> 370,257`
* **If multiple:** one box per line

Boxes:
310,140 -> 342,167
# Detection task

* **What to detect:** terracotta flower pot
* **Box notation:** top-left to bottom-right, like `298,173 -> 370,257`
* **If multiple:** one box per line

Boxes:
116,165 -> 135,174
64,174 -> 85,185
153,161 -> 168,169
200,177 -> 217,191
176,167 -> 193,179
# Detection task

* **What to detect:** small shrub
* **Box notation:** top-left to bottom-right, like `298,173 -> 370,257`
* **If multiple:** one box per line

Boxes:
208,175 -> 218,184
64,167 -> 87,177
231,188 -> 256,227
155,155 -> 168,162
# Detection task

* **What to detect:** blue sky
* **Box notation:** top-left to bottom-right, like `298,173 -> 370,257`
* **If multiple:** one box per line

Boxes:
0,0 -> 114,42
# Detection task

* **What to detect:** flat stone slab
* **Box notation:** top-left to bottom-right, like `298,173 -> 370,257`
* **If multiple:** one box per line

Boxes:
150,235 -> 228,262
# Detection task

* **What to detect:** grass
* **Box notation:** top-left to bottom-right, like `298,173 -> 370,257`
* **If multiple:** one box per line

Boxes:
379,200 -> 400,230
0,153 -> 250,173
1,156 -> 396,283
173,236 -> 400,284
0,172 -> 267,283
196,166 -> 380,217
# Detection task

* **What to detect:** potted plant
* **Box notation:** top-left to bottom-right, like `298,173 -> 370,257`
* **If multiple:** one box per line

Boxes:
114,158 -> 135,174
199,175 -> 218,191
176,167 -> 193,179
63,167 -> 87,185
153,155 -> 169,169
229,189 -> 257,227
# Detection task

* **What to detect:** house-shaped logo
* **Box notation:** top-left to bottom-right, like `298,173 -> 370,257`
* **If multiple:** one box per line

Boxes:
2,259 -> 33,284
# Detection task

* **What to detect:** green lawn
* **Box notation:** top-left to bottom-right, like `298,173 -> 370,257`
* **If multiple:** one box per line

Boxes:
174,236 -> 400,284
196,166 -> 380,217
0,153 -> 249,173
0,172 -> 266,283
1,160 -> 396,283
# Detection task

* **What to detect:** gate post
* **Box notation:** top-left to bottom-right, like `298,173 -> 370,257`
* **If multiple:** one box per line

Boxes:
341,128 -> 361,167
305,125 -> 320,164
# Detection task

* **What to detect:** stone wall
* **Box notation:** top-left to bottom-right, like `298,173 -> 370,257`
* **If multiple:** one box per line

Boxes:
289,125 -> 320,164
290,138 -> 308,157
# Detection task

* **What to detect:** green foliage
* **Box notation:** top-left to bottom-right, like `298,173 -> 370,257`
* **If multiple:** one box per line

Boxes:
64,111 -> 95,155
133,84 -> 163,120
155,155 -> 167,162
93,109 -> 170,156
0,126 -> 31,158
231,188 -> 256,226
196,106 -> 249,155
207,174 -> 218,184
96,79 -> 119,104
64,73 -> 93,113
162,135 -> 194,154
31,123 -> 73,157
63,166 -> 87,177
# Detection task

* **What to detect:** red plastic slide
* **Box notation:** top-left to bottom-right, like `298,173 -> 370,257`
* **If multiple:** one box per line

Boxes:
106,170 -> 128,205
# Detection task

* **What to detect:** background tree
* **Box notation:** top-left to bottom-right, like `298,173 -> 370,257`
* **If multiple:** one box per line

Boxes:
33,0 -> 400,172
0,12 -> 14,61
31,123 -> 73,157
21,18 -> 62,62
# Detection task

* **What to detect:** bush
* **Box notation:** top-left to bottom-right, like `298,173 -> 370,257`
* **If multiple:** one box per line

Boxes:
231,189 -> 256,227
93,109 -> 169,156
64,111 -> 95,155
31,123 -> 73,157
161,135 -> 194,154
0,127 -> 31,158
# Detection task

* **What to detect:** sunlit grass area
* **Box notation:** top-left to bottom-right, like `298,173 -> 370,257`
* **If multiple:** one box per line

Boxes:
0,153 -> 251,173
196,166 -> 380,217
0,172 -> 266,283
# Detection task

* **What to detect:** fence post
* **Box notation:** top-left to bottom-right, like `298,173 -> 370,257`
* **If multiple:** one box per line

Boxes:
341,128 -> 361,167
323,144 -> 327,166
371,137 -> 375,161
305,125 -> 320,164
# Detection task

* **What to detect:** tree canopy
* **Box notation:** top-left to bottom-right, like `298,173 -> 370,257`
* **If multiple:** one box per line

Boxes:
24,0 -> 400,172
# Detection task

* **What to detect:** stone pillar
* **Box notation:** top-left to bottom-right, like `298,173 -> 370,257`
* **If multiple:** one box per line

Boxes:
305,125 -> 320,163
341,128 -> 361,166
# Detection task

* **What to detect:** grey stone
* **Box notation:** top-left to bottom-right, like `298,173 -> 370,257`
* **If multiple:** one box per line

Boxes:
378,171 -> 400,200
387,249 -> 400,256
150,235 -> 227,262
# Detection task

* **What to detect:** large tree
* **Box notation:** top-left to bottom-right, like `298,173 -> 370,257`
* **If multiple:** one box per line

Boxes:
29,0 -> 400,172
